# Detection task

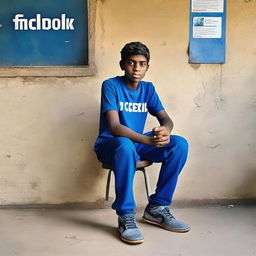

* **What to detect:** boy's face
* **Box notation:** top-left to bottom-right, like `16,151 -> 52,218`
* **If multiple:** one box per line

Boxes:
120,55 -> 149,87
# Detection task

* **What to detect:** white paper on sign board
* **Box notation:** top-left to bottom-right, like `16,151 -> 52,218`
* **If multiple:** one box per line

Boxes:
192,0 -> 224,13
193,17 -> 222,38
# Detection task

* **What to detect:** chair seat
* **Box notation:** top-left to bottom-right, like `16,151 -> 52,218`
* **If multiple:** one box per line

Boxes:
102,160 -> 152,170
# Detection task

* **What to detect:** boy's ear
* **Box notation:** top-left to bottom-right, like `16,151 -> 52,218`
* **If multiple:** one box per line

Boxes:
119,60 -> 124,70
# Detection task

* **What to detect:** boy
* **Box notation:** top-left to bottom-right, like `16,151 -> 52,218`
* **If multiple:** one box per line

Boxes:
94,42 -> 190,244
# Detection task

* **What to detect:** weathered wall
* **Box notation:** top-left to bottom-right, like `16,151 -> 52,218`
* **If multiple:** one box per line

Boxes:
0,0 -> 255,206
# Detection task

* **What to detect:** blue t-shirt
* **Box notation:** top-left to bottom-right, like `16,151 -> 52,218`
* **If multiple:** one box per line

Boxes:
98,76 -> 164,138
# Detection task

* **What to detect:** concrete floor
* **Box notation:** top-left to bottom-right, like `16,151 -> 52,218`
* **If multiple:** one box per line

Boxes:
0,206 -> 255,256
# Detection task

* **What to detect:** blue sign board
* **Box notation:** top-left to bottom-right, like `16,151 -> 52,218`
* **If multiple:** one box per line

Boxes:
189,0 -> 226,63
0,0 -> 88,66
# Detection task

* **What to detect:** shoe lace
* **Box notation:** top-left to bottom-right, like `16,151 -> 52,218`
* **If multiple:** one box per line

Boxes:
122,215 -> 137,229
161,207 -> 175,220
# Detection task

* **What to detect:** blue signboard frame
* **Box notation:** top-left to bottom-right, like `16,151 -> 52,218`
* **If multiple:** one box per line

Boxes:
0,0 -> 88,66
189,0 -> 226,63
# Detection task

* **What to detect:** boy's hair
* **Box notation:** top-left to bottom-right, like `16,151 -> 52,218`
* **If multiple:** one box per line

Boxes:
120,42 -> 150,63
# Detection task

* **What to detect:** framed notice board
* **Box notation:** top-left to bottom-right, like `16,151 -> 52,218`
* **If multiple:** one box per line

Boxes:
0,0 -> 88,66
189,0 -> 226,63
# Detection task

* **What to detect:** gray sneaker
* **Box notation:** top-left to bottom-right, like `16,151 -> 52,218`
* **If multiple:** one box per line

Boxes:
118,214 -> 144,244
143,205 -> 191,232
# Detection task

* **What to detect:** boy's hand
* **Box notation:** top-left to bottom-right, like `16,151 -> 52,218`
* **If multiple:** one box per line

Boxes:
152,126 -> 170,147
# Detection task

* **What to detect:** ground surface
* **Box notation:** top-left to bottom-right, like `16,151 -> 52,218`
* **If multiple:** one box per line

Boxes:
0,206 -> 255,256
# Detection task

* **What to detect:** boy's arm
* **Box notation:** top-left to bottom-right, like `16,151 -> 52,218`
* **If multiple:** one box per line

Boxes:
106,110 -> 154,145
152,110 -> 174,146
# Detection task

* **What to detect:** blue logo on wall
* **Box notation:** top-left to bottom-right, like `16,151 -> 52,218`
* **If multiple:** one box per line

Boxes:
0,0 -> 88,66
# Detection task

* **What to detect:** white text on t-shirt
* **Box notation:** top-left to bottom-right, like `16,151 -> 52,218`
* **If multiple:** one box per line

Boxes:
119,102 -> 148,112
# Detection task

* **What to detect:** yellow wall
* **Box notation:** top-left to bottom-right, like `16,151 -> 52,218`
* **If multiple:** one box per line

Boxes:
0,0 -> 255,206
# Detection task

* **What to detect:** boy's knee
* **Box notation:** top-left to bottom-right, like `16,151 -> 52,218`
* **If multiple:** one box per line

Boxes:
115,137 -> 135,152
172,135 -> 189,153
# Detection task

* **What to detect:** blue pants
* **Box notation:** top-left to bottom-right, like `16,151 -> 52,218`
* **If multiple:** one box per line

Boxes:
94,132 -> 188,216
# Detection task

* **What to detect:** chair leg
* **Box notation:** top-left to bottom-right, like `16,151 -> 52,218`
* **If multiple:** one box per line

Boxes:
106,169 -> 112,201
141,168 -> 151,199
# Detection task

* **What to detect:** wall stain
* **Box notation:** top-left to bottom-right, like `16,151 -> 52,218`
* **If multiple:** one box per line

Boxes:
30,182 -> 39,190
193,65 -> 225,110
97,0 -> 105,56
193,81 -> 206,108
193,97 -> 201,108
29,178 -> 41,191
65,235 -> 83,241
77,112 -> 85,116
215,97 -> 225,110
207,144 -> 221,149
190,63 -> 201,70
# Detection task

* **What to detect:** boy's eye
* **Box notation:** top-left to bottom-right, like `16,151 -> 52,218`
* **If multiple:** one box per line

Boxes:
126,61 -> 147,67
127,61 -> 134,66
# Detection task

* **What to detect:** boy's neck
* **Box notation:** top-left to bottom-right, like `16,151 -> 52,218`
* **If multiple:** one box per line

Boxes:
122,76 -> 139,90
